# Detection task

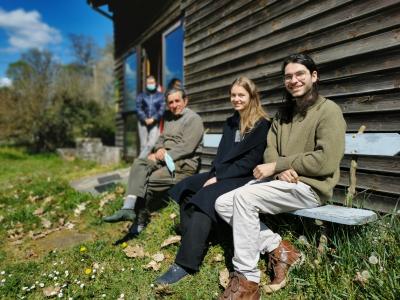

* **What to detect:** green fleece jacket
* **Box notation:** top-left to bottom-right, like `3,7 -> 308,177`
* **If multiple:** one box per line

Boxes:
264,96 -> 346,203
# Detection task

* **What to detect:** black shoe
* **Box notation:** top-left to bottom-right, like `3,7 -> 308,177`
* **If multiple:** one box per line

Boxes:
155,263 -> 189,285
129,222 -> 146,235
103,209 -> 135,223
112,232 -> 136,245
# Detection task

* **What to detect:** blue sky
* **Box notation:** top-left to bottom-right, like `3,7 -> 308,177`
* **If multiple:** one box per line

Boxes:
0,0 -> 112,85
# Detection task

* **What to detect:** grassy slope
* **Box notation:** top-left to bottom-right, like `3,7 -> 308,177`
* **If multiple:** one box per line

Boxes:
0,147 -> 399,299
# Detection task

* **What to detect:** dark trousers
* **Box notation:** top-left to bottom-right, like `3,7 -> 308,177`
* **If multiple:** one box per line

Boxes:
175,202 -> 213,272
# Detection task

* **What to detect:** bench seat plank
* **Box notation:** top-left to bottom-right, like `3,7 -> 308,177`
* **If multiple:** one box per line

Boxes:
290,205 -> 378,225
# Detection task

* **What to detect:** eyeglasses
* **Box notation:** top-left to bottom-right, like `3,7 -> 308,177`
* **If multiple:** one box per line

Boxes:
284,71 -> 308,82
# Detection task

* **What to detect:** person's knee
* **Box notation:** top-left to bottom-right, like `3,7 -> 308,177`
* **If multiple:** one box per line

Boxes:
215,194 -> 232,214
233,189 -> 257,212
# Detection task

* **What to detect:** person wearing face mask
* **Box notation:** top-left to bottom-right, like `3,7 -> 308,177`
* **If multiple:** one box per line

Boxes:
136,75 -> 166,159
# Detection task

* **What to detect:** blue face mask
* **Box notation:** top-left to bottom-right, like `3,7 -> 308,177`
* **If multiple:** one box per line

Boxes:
146,84 -> 156,91
164,152 -> 175,176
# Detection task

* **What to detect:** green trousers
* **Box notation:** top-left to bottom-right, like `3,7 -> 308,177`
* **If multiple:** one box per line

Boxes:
126,158 -> 197,222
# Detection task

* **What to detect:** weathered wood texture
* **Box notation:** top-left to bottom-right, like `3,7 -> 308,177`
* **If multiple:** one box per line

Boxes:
185,0 -> 400,212
108,0 -> 400,212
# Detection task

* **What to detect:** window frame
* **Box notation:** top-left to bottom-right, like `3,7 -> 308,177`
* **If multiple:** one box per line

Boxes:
162,19 -> 184,88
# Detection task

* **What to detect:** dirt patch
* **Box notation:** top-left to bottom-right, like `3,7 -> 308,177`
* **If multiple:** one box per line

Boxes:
31,229 -> 94,253
4,229 -> 95,261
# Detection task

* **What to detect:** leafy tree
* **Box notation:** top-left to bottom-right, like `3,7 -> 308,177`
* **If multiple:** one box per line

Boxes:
68,34 -> 99,68
0,38 -> 115,151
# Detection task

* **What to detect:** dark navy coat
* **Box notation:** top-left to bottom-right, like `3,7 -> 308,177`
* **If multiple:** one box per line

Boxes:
169,113 -> 271,221
136,91 -> 165,122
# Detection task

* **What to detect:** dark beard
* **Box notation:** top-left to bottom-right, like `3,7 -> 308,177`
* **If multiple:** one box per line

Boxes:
279,85 -> 319,123
295,91 -> 319,117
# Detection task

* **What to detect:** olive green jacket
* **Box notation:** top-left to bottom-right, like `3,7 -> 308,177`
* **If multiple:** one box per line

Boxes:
154,107 -> 204,171
264,96 -> 347,203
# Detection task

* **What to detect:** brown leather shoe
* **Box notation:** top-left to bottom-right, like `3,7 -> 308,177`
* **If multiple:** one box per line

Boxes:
219,271 -> 260,300
264,240 -> 303,294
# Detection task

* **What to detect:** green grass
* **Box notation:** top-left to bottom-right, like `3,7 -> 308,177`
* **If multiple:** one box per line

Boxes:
0,147 -> 399,299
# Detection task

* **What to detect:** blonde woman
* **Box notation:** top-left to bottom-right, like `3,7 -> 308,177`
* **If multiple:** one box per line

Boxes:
156,77 -> 270,284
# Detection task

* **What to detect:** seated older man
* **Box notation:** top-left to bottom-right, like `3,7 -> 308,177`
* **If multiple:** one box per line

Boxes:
103,88 -> 204,234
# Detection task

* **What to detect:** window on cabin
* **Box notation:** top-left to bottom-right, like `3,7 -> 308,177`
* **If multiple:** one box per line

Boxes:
124,51 -> 138,112
162,21 -> 184,88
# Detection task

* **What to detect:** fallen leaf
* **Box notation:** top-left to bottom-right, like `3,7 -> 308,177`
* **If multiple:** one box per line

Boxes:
169,213 -> 177,220
25,249 -> 38,259
317,234 -> 328,254
10,239 -> 23,245
74,202 -> 87,217
152,252 -> 165,262
354,271 -> 369,287
0,215 -> 4,223
29,231 -> 47,240
315,219 -> 324,226
42,196 -> 54,206
213,253 -> 224,262
58,218 -> 65,226
154,284 -> 174,295
28,194 -> 39,203
7,230 -> 24,242
41,218 -> 52,229
142,260 -> 161,271
64,222 -> 75,230
361,270 -> 370,280
161,235 -> 181,248
43,286 -> 60,297
219,268 -> 230,288
99,193 -> 116,210
33,207 -> 44,216
123,245 -> 145,258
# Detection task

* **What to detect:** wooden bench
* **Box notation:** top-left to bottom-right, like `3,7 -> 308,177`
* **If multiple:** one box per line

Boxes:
202,131 -> 400,226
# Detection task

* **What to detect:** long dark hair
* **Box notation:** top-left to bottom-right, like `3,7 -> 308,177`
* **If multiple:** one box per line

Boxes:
279,53 -> 319,123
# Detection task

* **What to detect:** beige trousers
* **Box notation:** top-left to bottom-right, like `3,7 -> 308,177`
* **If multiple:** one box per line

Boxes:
215,179 -> 320,283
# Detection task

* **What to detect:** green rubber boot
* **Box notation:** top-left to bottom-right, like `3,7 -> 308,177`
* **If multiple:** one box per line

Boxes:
102,209 -> 136,223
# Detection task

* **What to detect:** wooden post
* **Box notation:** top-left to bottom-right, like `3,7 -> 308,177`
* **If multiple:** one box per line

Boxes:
345,125 -> 366,207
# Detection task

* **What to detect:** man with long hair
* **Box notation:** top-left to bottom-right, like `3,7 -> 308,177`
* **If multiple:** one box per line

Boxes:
215,53 -> 347,299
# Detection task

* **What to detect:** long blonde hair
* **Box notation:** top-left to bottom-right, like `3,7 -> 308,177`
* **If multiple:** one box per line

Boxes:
230,77 -> 269,135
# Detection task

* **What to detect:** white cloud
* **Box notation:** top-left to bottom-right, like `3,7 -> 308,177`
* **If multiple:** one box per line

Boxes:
0,8 -> 62,52
0,77 -> 12,87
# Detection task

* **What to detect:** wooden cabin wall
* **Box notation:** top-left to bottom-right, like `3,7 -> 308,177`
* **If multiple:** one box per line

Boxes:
183,0 -> 400,213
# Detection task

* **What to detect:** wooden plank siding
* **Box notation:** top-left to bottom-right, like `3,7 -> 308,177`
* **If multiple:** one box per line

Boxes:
106,0 -> 400,212
184,0 -> 400,212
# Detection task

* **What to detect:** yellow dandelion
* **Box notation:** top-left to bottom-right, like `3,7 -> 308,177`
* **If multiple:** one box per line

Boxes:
84,268 -> 92,275
121,242 -> 128,249
80,246 -> 87,253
